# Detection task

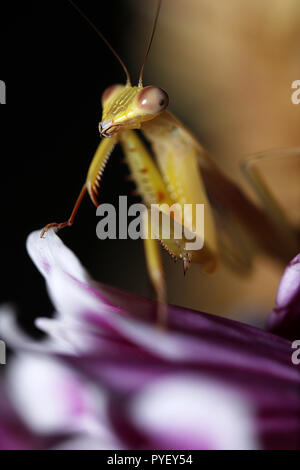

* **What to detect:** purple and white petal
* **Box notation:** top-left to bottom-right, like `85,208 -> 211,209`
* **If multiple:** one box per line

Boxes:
5,354 -> 110,441
126,375 -> 258,450
268,253 -> 300,339
1,229 -> 299,450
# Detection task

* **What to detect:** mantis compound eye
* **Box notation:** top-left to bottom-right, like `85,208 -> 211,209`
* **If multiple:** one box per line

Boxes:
137,86 -> 169,114
101,84 -> 123,106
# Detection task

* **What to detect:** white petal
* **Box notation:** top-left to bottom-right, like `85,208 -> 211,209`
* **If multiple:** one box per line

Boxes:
6,353 -> 108,436
27,229 -> 89,282
27,230 -> 119,339
0,305 -> 58,353
130,374 -> 259,450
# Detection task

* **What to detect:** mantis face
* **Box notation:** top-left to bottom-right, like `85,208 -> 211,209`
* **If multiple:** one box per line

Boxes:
99,84 -> 169,137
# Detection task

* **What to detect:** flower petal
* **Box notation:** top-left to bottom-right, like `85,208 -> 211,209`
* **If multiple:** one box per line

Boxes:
125,374 -> 259,450
0,379 -> 45,450
0,305 -> 73,354
21,230 -> 300,449
268,253 -> 300,339
6,353 -> 110,440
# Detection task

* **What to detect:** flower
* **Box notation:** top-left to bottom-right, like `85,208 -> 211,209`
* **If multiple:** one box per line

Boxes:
0,350 -> 121,450
267,253 -> 300,340
0,375 -> 47,450
0,229 -> 299,450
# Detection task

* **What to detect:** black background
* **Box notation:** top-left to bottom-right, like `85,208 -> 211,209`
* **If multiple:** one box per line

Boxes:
0,0 -> 150,332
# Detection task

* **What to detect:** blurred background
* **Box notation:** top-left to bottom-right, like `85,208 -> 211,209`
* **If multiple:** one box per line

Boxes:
0,0 -> 300,333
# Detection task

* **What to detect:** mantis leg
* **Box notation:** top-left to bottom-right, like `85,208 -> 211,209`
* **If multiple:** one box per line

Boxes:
40,184 -> 87,237
41,136 -> 117,238
119,130 -> 190,326
141,114 -> 219,272
142,209 -> 167,329
241,149 -> 300,256
86,136 -> 118,205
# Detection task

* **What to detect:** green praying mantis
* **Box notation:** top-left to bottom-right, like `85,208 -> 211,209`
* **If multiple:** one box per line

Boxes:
41,0 -> 300,327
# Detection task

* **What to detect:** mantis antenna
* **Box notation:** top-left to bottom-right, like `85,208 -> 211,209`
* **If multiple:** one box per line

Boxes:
67,0 -> 131,85
138,0 -> 162,87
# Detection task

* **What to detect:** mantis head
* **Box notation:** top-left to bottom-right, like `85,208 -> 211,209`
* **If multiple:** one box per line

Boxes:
67,0 -> 164,138
99,84 -> 169,137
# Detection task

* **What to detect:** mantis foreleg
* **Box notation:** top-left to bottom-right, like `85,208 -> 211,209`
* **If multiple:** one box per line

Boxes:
41,136 -> 117,237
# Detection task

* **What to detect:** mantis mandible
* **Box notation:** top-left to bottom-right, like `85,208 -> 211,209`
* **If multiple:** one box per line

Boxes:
41,0 -> 300,327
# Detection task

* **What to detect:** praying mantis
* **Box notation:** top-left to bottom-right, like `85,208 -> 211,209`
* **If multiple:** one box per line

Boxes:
41,0 -> 300,327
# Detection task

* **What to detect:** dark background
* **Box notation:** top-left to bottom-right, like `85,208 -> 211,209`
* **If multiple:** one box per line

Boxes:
0,0 -> 150,332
